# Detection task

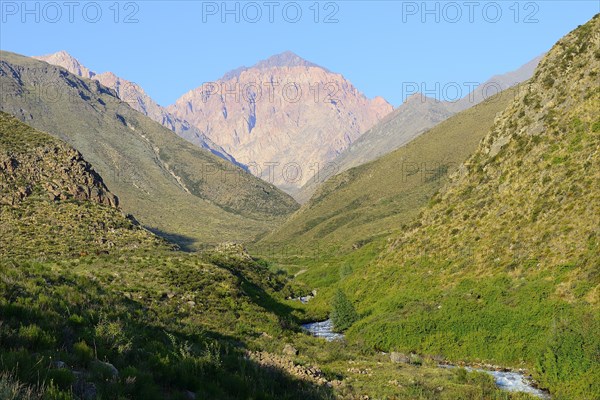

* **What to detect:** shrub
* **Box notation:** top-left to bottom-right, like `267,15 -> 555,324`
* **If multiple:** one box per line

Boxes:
18,324 -> 55,349
73,341 -> 94,366
0,373 -> 43,400
330,289 -> 359,332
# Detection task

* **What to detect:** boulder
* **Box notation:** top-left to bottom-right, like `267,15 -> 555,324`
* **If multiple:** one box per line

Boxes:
390,352 -> 410,364
283,344 -> 298,356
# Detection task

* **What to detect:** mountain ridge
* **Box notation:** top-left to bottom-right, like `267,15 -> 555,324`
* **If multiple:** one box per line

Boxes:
33,50 -> 242,167
221,51 -> 326,81
341,15 -> 600,398
255,84 -> 520,255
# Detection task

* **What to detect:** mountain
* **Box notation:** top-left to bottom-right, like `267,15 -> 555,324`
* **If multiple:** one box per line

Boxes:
336,15 -> 599,398
295,56 -> 542,203
447,54 -> 543,113
33,51 -> 240,166
255,85 -> 519,256
32,50 -> 95,79
257,15 -> 599,400
0,51 -> 299,247
167,51 -> 393,192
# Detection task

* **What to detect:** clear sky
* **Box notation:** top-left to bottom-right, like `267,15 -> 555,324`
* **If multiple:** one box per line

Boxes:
1,1 -> 598,106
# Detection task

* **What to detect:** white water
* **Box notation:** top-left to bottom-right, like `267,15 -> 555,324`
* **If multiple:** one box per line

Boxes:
301,319 -> 344,342
302,320 -> 549,398
440,365 -> 550,398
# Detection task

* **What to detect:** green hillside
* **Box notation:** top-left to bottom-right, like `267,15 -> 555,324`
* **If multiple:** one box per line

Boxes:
0,51 -> 298,248
0,113 -> 323,399
0,113 -> 529,399
333,15 -> 600,399
0,111 -> 168,258
255,83 -> 520,259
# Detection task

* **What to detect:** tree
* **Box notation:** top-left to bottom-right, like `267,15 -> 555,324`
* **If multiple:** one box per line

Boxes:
330,289 -> 358,332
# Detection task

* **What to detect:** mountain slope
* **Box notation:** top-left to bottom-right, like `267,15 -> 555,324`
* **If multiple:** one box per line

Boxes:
256,85 -> 520,255
339,15 -> 600,398
0,51 -> 299,247
0,112 -> 333,399
295,56 -> 542,203
447,54 -> 543,113
0,111 -> 167,258
167,51 -> 393,191
0,113 -> 512,400
33,51 -> 240,166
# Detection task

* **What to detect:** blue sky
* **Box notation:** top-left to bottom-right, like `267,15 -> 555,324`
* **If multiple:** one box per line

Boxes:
1,1 -> 598,106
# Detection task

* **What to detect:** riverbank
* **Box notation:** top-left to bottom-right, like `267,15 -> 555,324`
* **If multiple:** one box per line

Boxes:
301,319 -> 550,398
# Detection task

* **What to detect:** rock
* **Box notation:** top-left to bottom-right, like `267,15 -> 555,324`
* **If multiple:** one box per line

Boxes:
104,361 -> 119,378
213,242 -> 253,262
390,352 -> 410,364
246,350 -> 328,386
299,295 -> 313,303
92,360 -> 119,378
330,379 -> 344,388
283,344 -> 298,356
0,142 -> 118,208
34,51 -> 235,165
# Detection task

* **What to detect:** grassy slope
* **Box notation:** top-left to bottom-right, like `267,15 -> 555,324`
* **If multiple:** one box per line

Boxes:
0,111 -> 167,258
0,113 -> 326,399
0,110 -> 533,399
0,51 -> 298,248
255,84 -> 520,261
335,15 -> 600,399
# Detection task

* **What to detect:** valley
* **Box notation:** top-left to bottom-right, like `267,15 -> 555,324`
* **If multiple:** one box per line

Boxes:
1,7 -> 599,400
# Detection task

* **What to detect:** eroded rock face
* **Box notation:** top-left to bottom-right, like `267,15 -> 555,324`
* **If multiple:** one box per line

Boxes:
35,51 -> 394,190
0,143 -> 118,208
167,52 -> 393,190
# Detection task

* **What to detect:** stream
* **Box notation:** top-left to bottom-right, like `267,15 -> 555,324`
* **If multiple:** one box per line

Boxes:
301,319 -> 344,341
439,365 -> 550,399
302,319 -> 550,398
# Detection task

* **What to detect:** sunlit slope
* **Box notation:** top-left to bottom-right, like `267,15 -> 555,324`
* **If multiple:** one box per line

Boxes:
0,111 -> 169,258
257,85 -> 520,255
341,15 -> 600,399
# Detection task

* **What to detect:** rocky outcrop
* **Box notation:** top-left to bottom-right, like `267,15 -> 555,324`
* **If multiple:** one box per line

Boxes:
168,52 -> 393,190
33,50 -> 95,79
0,113 -> 118,207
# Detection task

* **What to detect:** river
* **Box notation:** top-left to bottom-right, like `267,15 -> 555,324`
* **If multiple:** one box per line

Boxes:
302,319 -> 550,398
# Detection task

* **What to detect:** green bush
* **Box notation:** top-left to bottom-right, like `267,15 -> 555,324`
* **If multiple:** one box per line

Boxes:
73,341 -> 94,366
330,289 -> 359,332
18,324 -> 55,349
